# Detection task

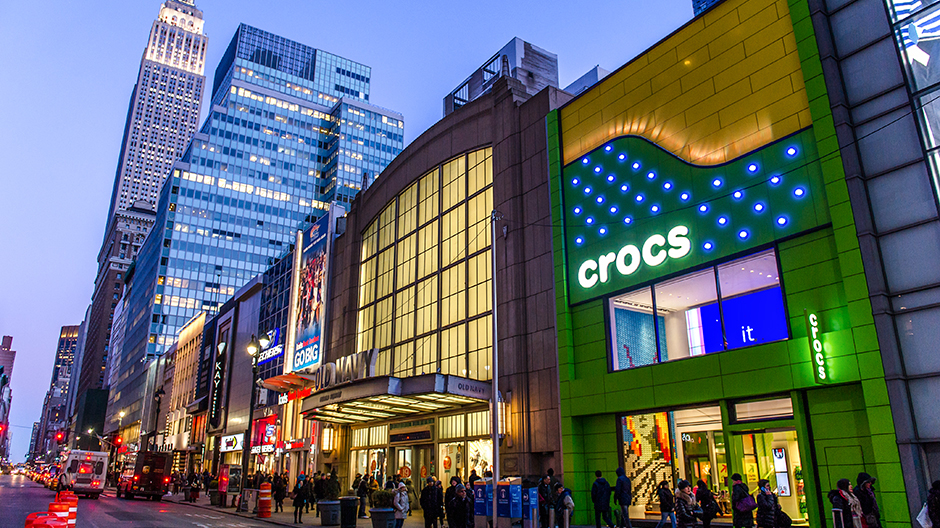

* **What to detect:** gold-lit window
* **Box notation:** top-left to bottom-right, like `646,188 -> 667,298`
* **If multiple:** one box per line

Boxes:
355,147 -> 494,381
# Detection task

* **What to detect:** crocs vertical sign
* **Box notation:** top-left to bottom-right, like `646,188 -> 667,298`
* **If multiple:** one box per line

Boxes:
805,310 -> 830,384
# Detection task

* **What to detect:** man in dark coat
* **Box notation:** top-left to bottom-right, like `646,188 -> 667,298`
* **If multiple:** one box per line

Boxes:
614,467 -> 633,528
856,472 -> 880,528
421,477 -> 444,528
592,470 -> 614,528
357,474 -> 371,518
539,475 -> 554,528
446,484 -> 474,528
445,476 -> 462,516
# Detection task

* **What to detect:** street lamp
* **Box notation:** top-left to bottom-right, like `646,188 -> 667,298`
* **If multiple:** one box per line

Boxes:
241,334 -> 263,495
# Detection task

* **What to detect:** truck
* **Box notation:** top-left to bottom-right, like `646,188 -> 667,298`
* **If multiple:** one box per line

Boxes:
117,451 -> 172,501
61,450 -> 108,499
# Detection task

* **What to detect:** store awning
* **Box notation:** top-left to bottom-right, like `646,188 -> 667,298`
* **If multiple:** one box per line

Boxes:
299,374 -> 491,424
259,372 -> 319,392
185,396 -> 207,414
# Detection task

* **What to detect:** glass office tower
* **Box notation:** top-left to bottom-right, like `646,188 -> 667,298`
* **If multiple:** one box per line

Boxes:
108,24 -> 403,436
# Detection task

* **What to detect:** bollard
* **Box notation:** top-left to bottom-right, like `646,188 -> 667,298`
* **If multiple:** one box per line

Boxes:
24,513 -> 56,528
258,483 -> 272,518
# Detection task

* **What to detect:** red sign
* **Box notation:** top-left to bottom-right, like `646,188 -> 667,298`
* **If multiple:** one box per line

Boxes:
443,456 -> 452,470
400,466 -> 412,478
420,466 -> 428,479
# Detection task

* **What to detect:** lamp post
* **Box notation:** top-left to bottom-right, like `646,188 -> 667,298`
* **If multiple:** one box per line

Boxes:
240,333 -> 267,495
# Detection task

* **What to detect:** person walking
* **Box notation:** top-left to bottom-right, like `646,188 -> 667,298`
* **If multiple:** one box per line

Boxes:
309,475 -> 320,515
445,476 -> 462,518
592,470 -> 614,528
421,476 -> 444,528
58,467 -> 75,492
731,474 -> 755,528
446,484 -> 474,528
555,482 -> 575,528
755,479 -> 778,528
614,468 -> 633,528
394,481 -> 411,528
855,473 -> 880,528
695,480 -> 719,528
828,479 -> 862,528
294,475 -> 309,524
358,473 -> 371,518
436,479 -> 446,528
273,473 -> 287,513
468,470 -> 481,486
927,480 -> 940,528
655,480 -> 676,528
539,475 -> 554,528
674,480 -> 697,528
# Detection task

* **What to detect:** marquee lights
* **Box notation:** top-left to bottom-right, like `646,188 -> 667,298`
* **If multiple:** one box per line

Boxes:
577,225 -> 691,288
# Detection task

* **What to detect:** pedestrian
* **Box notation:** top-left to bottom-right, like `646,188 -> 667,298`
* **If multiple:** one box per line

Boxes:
828,478 -> 862,528
354,473 -> 363,493
468,470 -> 480,486
406,479 -> 418,515
539,475 -> 554,528
294,474 -> 308,524
695,480 -> 719,528
370,476 -> 379,506
554,482 -> 575,528
674,480 -> 697,528
446,484 -> 474,528
274,473 -> 287,513
358,473 -> 371,518
445,476 -> 462,513
57,467 -> 75,492
755,479 -> 777,528
927,480 -> 940,528
614,467 -> 633,528
655,480 -> 676,528
592,470 -> 614,528
731,474 -> 755,528
421,476 -> 444,528
855,473 -> 880,528
307,474 -> 318,514
394,481 -> 411,528
436,479 -> 446,528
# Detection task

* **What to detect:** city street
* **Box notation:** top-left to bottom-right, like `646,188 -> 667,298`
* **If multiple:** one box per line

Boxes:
0,474 -> 274,528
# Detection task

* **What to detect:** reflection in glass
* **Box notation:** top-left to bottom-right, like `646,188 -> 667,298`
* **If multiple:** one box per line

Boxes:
610,287 -> 662,370
654,269 -> 720,360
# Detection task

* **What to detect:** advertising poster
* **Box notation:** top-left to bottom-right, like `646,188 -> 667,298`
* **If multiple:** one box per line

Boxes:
292,212 -> 333,372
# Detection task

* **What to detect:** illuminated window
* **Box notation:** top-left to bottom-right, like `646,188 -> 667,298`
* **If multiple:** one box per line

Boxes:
355,148 -> 494,380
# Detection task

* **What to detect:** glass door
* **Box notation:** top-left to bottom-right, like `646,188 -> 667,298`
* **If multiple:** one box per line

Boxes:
733,430 -> 807,526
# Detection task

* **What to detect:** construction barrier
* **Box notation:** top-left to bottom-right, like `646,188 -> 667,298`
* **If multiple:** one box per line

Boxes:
60,495 -> 78,527
24,513 -> 56,528
258,483 -> 271,518
46,503 -> 69,525
32,519 -> 67,528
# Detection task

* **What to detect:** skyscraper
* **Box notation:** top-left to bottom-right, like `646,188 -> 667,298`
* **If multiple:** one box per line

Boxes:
107,24 -> 404,442
0,336 -> 14,460
105,0 -> 208,218
0,336 -> 14,381
692,0 -> 720,14
81,0 -> 207,442
31,326 -> 79,461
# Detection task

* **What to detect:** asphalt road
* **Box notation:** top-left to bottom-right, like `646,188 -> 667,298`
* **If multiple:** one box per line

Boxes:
0,474 -> 275,528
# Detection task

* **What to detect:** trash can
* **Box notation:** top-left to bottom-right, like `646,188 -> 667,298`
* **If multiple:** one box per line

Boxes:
340,496 -> 360,528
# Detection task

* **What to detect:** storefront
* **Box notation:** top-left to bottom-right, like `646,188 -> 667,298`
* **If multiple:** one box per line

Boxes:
548,0 -> 906,526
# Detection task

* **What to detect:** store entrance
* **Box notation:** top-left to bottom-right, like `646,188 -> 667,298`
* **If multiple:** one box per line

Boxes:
733,429 -> 807,526
390,444 -> 434,509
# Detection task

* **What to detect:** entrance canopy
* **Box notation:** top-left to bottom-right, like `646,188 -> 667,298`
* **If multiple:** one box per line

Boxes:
296,374 -> 491,424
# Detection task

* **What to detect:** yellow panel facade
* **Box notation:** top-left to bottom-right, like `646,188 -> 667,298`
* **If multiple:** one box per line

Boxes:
560,0 -> 810,165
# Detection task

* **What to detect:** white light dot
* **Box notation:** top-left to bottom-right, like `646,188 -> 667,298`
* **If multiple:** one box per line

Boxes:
712,178 -> 722,187
586,217 -> 594,225
647,172 -> 656,180
754,203 -> 764,212
787,147 -> 798,157
777,216 -> 788,226
748,163 -> 759,173
651,205 -> 660,213
699,204 -> 708,213
576,237 -> 584,244
584,187 -> 592,194
596,196 -> 604,204
574,207 -> 582,214
610,206 -> 618,214
704,242 -> 713,250
607,175 -> 615,182
618,153 -> 626,161
718,217 -> 727,225
733,191 -> 743,199
663,182 -> 672,190
594,166 -> 602,173
599,227 -> 607,235
680,193 -> 690,201
794,187 -> 805,197
605,145 -> 612,152
770,176 -> 781,185
632,162 -> 641,170
620,184 -> 629,192
738,229 -> 749,239
572,178 -> 580,186
582,158 -> 589,164
623,217 -> 633,224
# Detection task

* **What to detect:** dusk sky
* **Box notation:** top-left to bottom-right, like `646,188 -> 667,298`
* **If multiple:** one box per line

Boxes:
0,0 -> 692,462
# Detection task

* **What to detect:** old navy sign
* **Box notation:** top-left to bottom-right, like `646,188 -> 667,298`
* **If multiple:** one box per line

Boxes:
804,309 -> 830,384
296,348 -> 378,393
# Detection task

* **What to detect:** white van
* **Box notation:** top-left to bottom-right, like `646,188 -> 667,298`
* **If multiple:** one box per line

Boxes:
62,450 -> 108,499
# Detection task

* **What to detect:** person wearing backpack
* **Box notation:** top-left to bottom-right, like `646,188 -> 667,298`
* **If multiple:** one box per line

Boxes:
731,474 -> 755,528
592,470 -> 614,528
695,480 -> 719,528
555,482 -> 576,528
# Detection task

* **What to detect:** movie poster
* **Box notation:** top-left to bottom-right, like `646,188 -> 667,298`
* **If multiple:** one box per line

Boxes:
292,213 -> 332,372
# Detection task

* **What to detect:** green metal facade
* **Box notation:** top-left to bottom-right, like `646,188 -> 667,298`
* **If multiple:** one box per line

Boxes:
546,1 -> 909,526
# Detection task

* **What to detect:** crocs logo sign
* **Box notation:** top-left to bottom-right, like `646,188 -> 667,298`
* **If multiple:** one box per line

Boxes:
577,225 -> 692,289
805,310 -> 830,384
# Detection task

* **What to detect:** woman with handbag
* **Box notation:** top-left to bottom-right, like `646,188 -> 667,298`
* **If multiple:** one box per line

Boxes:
731,474 -> 755,528
828,479 -> 862,528
695,480 -> 719,528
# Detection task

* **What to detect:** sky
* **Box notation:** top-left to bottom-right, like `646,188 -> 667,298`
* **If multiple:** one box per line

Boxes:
0,0 -> 692,463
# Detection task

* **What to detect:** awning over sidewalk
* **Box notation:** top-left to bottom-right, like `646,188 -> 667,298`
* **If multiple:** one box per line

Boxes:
298,374 -> 491,424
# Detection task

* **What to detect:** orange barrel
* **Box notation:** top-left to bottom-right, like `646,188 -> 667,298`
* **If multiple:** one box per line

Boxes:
258,482 -> 272,518
61,496 -> 78,527
46,503 -> 69,524
24,513 -> 56,528
32,520 -> 67,528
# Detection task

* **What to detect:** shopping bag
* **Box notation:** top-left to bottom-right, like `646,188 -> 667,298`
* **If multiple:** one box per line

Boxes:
917,503 -> 933,528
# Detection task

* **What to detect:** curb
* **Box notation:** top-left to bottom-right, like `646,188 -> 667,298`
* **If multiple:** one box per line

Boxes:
163,497 -> 297,527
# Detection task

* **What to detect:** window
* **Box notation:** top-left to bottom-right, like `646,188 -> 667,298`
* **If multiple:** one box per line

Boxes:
610,249 -> 787,371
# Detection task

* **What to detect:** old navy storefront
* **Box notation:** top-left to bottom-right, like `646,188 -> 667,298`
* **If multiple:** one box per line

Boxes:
548,0 -> 905,527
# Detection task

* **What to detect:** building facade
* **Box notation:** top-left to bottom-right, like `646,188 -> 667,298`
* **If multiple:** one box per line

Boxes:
549,0 -> 908,526
31,326 -> 79,461
104,0 -> 207,218
0,336 -> 15,460
108,24 -> 403,456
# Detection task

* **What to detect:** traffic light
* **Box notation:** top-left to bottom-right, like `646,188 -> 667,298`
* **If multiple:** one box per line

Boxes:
55,430 -> 66,444
0,423 -> 6,434
114,436 -> 123,446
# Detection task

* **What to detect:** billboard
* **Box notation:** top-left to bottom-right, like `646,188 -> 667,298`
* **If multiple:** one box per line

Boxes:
289,209 -> 336,372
